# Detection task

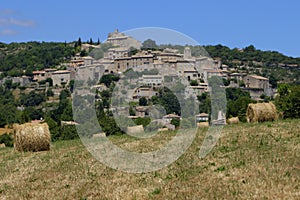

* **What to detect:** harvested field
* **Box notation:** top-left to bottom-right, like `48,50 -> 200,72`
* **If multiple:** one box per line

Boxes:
0,128 -> 13,136
0,119 -> 299,199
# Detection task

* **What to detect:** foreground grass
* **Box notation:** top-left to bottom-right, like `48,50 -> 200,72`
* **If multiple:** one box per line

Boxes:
0,119 -> 299,199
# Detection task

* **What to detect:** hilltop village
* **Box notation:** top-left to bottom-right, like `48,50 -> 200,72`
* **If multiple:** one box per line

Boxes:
0,30 -> 280,135
2,29 -> 274,99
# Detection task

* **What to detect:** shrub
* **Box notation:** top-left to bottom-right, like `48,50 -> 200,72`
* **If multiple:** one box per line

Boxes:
0,133 -> 13,147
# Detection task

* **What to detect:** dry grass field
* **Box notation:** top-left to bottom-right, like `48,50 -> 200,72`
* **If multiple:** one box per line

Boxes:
0,128 -> 13,136
0,119 -> 299,199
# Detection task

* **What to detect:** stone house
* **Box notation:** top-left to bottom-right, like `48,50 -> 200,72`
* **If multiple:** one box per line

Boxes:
243,75 -> 269,89
113,54 -> 154,73
176,60 -> 199,81
162,114 -> 180,124
195,113 -> 209,122
51,70 -> 71,86
138,75 -> 163,87
33,70 -> 46,82
132,86 -> 158,100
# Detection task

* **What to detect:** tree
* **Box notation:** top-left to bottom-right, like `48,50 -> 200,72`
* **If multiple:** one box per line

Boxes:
89,38 -> 93,45
0,103 -> 18,127
80,49 -> 88,57
139,97 -> 148,106
46,88 -> 54,97
158,87 -> 181,115
20,91 -> 46,107
99,74 -> 120,87
171,118 -> 180,128
276,84 -> 300,119
222,78 -> 230,86
59,89 -> 71,100
190,80 -> 199,86
142,39 -> 157,49
77,37 -> 82,46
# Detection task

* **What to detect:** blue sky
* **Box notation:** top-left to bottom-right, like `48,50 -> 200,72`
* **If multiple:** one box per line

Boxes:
1,0 -> 300,57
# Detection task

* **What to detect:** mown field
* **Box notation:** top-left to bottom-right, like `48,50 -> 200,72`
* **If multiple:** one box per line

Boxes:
0,120 -> 299,199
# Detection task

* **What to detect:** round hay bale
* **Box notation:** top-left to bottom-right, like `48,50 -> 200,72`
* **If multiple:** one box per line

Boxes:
227,117 -> 240,124
246,102 -> 278,123
158,128 -> 169,132
13,123 -> 51,152
197,122 -> 209,128
127,125 -> 144,135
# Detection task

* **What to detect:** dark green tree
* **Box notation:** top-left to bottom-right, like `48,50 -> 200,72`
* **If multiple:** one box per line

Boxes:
142,39 -> 157,49
139,97 -> 148,106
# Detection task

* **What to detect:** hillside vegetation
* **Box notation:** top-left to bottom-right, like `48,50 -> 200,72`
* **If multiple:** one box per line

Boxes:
0,41 -> 300,83
0,42 -> 74,77
0,119 -> 299,199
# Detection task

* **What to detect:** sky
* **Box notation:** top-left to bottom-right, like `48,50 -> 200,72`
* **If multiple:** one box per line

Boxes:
1,0 -> 300,57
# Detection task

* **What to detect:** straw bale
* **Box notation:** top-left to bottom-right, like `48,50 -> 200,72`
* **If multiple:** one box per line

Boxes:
227,117 -> 240,124
127,125 -> 144,135
197,122 -> 209,127
247,102 -> 278,123
14,122 -> 50,152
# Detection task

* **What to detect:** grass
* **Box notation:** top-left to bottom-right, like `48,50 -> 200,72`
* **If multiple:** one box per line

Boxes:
0,119 -> 299,199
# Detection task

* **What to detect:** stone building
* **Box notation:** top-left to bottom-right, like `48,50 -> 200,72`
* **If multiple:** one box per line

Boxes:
195,113 -> 209,122
32,70 -> 46,82
106,29 -> 142,50
175,60 -> 199,81
243,75 -> 269,89
0,76 -> 31,87
138,75 -> 163,87
51,70 -> 72,86
105,47 -> 129,60
132,86 -> 158,100
242,75 -> 274,99
114,54 -> 154,73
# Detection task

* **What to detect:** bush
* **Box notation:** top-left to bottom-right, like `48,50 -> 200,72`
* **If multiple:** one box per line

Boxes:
139,97 -> 148,106
171,118 -> 180,128
0,133 -> 13,147
133,117 -> 151,127
275,84 -> 300,119
60,125 -> 78,140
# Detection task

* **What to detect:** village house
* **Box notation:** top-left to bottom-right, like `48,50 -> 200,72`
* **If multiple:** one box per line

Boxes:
202,69 -> 223,82
195,57 -> 221,72
185,83 -> 209,97
51,70 -> 72,86
138,75 -> 163,87
156,52 -> 183,63
195,113 -> 209,122
76,65 -> 105,82
68,58 -> 84,68
162,114 -> 181,124
229,73 -> 246,82
113,53 -> 154,73
242,74 -> 273,99
132,86 -> 158,100
135,106 -> 149,118
33,70 -> 46,82
243,75 -> 270,89
176,60 -> 199,81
